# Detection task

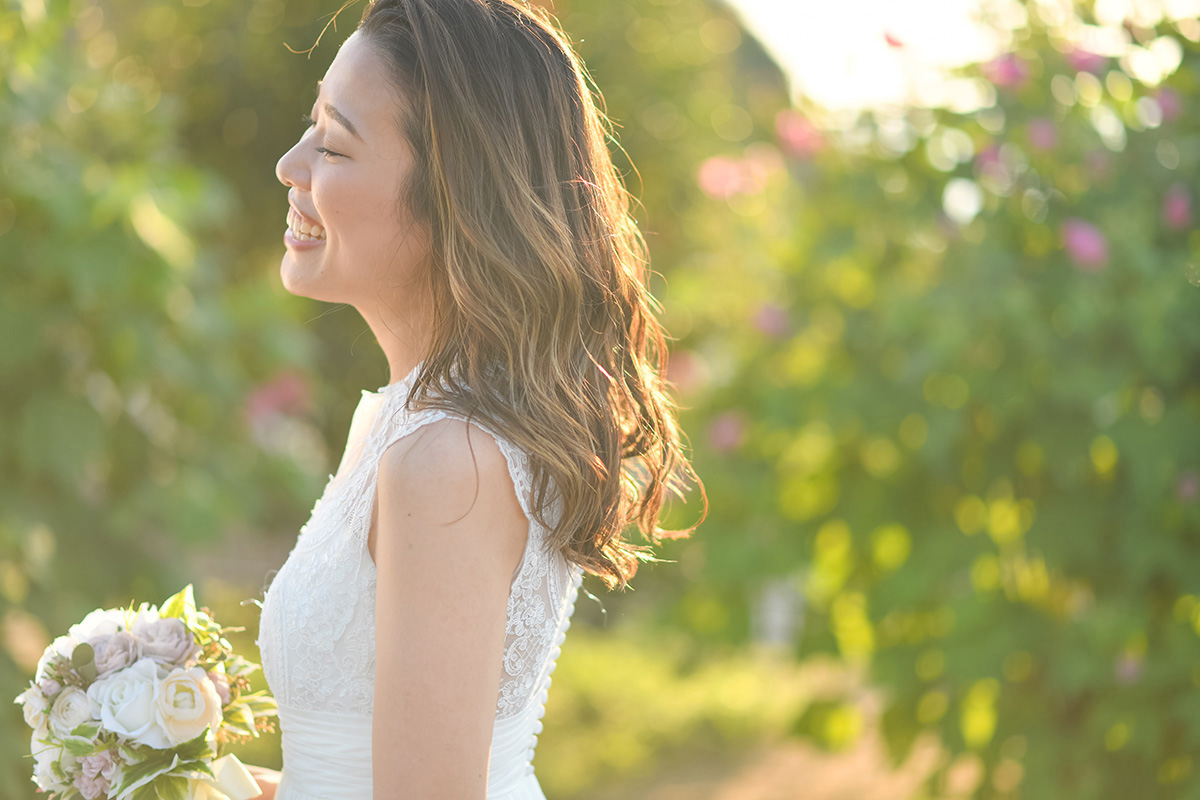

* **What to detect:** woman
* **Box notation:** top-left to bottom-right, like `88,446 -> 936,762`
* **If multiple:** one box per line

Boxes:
249,0 -> 702,797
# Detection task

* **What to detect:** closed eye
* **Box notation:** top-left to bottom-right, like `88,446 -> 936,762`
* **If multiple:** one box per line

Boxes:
301,114 -> 344,159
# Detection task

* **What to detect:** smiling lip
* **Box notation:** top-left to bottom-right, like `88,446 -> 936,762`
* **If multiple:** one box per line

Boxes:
285,201 -> 326,249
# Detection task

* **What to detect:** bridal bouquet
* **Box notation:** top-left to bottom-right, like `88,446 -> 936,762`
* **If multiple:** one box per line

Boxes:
13,585 -> 275,800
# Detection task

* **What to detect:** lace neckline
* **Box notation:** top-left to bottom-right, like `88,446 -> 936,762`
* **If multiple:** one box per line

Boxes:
364,360 -> 424,397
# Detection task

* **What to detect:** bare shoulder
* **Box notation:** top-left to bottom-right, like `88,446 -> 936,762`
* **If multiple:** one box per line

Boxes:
376,415 -> 527,534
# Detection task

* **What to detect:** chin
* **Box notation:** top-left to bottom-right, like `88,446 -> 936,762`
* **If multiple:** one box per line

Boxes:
279,255 -> 339,302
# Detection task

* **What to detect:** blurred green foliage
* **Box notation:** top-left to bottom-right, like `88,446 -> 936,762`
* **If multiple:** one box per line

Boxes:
660,5 -> 1200,799
4,0 -> 1200,797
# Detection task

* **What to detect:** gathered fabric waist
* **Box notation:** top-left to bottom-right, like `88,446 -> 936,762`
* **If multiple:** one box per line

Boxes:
275,701 -> 547,800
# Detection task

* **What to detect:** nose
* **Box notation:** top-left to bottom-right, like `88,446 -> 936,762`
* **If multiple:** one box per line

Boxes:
276,134 -> 310,190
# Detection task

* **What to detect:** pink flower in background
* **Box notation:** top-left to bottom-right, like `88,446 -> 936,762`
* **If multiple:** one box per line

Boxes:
753,303 -> 790,338
884,31 -> 904,48
981,53 -> 1029,90
698,156 -> 749,199
1065,48 -> 1107,74
775,109 -> 824,158
1084,149 -> 1112,181
1177,470 -> 1199,503
1028,118 -> 1057,151
1113,652 -> 1144,685
1163,182 -> 1193,230
244,371 -> 310,424
1061,217 -> 1109,272
1155,87 -> 1182,122
708,411 -> 746,454
666,350 -> 705,396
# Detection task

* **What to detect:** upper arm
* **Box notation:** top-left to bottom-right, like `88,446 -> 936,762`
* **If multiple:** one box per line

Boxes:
372,417 -> 529,798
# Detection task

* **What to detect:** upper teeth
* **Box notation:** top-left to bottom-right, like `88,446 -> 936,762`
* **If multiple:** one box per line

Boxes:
288,207 -> 326,240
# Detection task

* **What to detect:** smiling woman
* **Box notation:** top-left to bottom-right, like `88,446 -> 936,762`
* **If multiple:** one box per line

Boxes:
251,0 -> 705,798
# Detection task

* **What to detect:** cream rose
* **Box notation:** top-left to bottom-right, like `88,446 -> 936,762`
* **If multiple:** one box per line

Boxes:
14,682 -> 50,728
49,686 -> 95,738
155,667 -> 223,746
86,658 -> 171,749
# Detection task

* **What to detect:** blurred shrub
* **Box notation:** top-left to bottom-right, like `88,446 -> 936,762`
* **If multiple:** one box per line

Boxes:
0,2 -> 318,794
667,4 -> 1200,798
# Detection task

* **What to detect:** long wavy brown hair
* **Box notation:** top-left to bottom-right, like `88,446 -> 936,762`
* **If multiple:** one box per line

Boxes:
352,0 -> 703,590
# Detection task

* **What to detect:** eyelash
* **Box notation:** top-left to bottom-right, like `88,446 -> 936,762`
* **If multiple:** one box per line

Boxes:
300,113 -> 343,159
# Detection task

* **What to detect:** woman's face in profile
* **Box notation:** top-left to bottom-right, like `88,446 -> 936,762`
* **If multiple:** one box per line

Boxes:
275,31 -> 431,319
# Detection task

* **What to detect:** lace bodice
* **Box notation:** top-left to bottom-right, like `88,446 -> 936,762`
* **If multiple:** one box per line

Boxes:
255,363 -> 583,797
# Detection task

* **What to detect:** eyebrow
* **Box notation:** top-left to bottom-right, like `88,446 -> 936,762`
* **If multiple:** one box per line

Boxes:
314,81 -> 364,142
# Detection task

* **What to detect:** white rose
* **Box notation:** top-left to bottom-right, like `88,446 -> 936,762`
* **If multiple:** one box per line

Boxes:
68,609 -> 129,642
50,687 -> 96,738
86,658 -> 170,749
14,682 -> 50,729
31,725 -> 68,792
155,667 -> 223,746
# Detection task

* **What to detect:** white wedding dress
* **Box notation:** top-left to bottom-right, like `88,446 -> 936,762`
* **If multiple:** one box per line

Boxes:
256,363 -> 585,799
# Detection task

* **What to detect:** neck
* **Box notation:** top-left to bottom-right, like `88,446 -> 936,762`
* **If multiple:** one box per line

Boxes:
357,302 -> 431,387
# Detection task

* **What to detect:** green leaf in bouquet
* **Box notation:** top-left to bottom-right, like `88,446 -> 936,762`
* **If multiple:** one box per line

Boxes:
169,759 -> 215,779
225,657 -> 260,679
112,752 -> 179,799
171,728 -> 216,762
71,642 -> 98,682
240,691 -> 279,716
119,741 -> 150,763
153,775 -> 189,800
160,584 -> 197,622
70,720 -> 101,739
222,703 -> 256,736
63,734 -> 100,757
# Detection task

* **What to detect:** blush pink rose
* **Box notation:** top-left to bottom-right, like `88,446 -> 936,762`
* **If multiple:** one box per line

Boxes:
74,750 -> 120,800
207,669 -> 232,706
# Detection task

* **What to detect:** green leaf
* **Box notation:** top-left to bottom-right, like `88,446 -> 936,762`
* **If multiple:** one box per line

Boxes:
222,703 -> 255,735
154,775 -> 189,800
112,753 -> 179,799
240,691 -> 278,716
71,642 -> 98,682
168,760 -> 214,779
171,728 -> 215,762
70,721 -> 101,739
160,584 -> 196,621
63,735 -> 99,757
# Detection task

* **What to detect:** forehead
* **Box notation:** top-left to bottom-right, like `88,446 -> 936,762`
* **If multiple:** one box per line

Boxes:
318,32 -> 402,139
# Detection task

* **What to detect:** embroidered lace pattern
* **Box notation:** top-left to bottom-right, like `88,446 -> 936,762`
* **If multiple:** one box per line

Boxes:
257,366 -> 585,720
